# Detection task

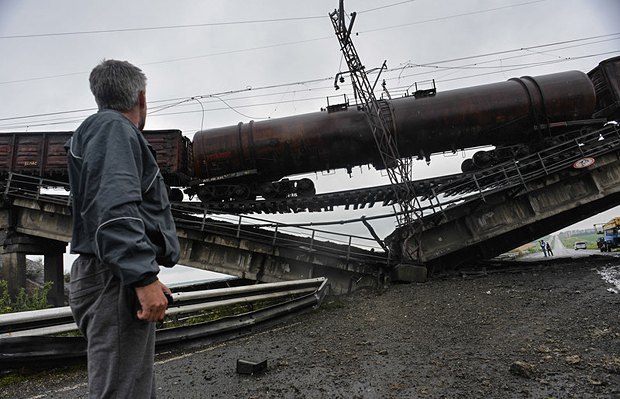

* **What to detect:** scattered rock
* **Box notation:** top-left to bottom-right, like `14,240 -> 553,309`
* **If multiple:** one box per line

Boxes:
236,359 -> 268,375
587,376 -> 604,386
509,361 -> 538,379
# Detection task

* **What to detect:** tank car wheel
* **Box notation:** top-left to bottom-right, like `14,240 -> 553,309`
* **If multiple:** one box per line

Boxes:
472,150 -> 492,169
259,182 -> 279,200
233,185 -> 254,200
461,158 -> 475,173
168,188 -> 184,202
296,178 -> 316,197
197,186 -> 213,202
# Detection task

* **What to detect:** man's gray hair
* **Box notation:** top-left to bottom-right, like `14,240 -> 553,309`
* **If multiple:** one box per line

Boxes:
89,59 -> 147,112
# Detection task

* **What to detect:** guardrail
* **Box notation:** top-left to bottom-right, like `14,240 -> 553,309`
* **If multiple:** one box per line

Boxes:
0,278 -> 327,338
0,277 -> 328,371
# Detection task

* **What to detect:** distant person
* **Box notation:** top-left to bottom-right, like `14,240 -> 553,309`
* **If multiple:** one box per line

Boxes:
540,240 -> 548,257
546,242 -> 554,256
66,59 -> 181,398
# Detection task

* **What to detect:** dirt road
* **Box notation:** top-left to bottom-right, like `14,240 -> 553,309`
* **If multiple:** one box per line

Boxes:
3,254 -> 620,398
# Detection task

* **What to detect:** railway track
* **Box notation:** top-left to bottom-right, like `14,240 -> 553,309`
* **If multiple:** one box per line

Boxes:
181,173 -> 462,215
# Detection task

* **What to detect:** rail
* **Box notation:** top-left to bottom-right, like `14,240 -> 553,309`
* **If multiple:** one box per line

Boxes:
377,121 -> 620,220
431,122 -> 620,204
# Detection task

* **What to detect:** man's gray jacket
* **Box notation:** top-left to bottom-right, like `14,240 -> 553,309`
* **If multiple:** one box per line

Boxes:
66,110 -> 180,286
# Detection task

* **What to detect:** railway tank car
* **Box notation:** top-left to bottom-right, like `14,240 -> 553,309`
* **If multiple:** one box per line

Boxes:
189,56 -> 619,201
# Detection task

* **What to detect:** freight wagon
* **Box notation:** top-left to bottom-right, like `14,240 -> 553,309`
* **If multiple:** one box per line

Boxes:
0,130 -> 192,200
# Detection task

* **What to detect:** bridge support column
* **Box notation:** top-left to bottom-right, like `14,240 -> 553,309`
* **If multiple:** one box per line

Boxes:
0,233 -> 67,307
44,252 -> 65,307
0,252 -> 26,300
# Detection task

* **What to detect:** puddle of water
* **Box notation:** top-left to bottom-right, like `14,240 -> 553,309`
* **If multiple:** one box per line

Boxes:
597,265 -> 620,294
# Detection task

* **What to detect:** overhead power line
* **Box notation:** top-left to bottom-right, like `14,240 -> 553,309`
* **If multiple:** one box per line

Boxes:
2,28 -> 616,87
359,0 -> 548,34
0,35 -> 617,130
0,16 -> 326,40
2,48 -> 616,132
0,0 -> 560,86
0,0 -> 417,40
358,0 -> 416,14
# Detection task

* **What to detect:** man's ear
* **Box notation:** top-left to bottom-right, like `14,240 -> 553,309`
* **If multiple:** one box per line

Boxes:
139,90 -> 146,109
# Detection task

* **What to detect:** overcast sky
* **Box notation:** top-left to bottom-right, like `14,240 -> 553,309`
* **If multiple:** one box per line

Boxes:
1,0 -> 619,252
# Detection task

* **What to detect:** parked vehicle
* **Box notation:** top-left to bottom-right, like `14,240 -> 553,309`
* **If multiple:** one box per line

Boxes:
574,241 -> 587,250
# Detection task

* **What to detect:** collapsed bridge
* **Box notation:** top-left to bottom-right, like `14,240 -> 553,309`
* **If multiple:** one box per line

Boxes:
0,119 -> 619,297
0,56 -> 619,299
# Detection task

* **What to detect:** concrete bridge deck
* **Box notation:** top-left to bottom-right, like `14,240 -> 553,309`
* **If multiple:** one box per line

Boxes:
391,122 -> 620,272
0,185 -> 389,303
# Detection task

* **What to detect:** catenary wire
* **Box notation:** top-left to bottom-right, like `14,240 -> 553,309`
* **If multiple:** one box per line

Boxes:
0,0 -> 558,85
1,46 -> 616,131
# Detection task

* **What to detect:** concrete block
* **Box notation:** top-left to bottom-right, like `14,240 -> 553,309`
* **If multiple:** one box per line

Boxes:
236,359 -> 268,375
391,264 -> 427,283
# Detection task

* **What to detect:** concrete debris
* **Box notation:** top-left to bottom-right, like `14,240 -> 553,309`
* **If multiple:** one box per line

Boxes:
509,360 -> 538,379
236,359 -> 268,375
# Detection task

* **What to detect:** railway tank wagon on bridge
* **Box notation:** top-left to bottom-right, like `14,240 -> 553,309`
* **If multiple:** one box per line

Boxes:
189,56 -> 619,201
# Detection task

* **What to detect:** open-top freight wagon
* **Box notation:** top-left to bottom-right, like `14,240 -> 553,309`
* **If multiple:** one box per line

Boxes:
0,130 -> 192,201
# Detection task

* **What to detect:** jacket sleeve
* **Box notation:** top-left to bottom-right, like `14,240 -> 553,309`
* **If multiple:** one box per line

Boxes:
80,119 -> 160,285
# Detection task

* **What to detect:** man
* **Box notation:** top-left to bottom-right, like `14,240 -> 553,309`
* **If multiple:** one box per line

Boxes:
540,240 -> 547,257
66,59 -> 180,398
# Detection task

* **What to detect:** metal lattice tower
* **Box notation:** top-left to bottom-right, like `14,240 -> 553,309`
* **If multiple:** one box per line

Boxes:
329,1 -> 422,231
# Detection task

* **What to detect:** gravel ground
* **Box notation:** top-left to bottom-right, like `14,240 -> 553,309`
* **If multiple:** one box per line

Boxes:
2,253 -> 620,399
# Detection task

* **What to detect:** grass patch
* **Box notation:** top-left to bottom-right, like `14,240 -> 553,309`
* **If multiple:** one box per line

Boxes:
0,280 -> 53,314
558,232 -> 600,250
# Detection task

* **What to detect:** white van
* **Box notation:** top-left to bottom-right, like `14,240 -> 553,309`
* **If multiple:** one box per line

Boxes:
574,241 -> 587,250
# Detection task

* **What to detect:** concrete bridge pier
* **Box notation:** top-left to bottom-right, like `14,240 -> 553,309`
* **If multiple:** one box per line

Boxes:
0,233 -> 67,307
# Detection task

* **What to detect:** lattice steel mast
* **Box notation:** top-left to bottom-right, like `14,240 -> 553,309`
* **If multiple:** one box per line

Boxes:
329,1 -> 422,232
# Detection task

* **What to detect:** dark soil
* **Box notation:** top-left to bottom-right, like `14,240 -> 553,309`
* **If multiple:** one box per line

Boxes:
3,255 -> 620,398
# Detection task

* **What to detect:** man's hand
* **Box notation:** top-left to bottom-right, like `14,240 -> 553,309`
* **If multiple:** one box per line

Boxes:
134,279 -> 172,322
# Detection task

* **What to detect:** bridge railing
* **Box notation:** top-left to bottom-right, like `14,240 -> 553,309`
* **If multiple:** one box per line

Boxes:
1,173 -> 71,207
0,173 -> 391,265
413,122 -> 620,218
171,203 -> 390,265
